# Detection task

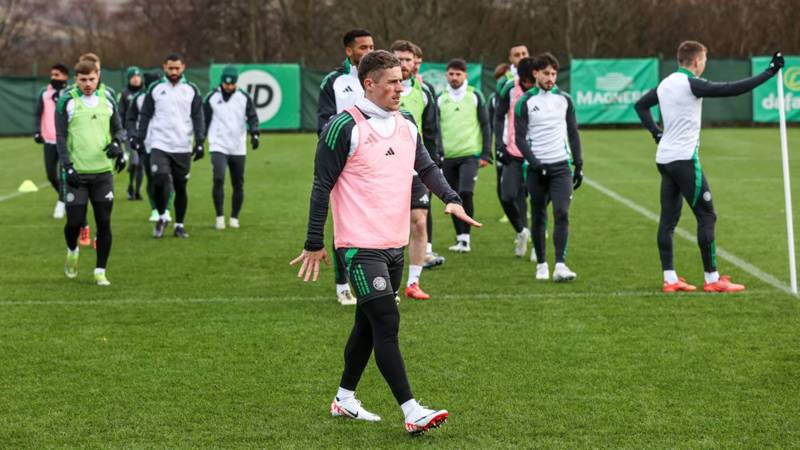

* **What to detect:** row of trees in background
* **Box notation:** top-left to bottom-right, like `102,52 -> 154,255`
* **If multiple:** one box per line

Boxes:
2,0 -> 797,75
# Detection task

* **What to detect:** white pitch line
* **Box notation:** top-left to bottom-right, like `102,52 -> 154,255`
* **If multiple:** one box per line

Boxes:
0,182 -> 50,202
585,177 -> 794,295
0,289 -> 777,306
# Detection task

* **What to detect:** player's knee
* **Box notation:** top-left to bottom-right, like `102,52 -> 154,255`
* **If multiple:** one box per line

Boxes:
553,205 -> 569,224
153,173 -> 170,187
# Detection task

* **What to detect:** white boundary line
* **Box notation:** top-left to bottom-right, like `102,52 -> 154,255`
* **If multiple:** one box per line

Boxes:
585,177 -> 794,295
0,289 -> 778,306
0,181 -> 50,202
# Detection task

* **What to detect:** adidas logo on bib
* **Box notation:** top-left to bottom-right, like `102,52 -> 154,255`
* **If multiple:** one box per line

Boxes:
385,147 -> 396,156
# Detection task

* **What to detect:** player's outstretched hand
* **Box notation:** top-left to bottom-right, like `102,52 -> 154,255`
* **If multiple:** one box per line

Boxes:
445,203 -> 483,228
479,158 -> 491,168
769,51 -> 784,74
250,132 -> 260,150
290,248 -> 331,282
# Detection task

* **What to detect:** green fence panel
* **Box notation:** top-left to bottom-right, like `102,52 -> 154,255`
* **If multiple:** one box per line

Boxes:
571,58 -> 659,124
301,69 -> 326,132
0,77 -> 43,135
660,59 -> 752,124
752,55 -> 800,122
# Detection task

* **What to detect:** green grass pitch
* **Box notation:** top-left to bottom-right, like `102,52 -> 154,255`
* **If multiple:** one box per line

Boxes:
0,129 -> 799,448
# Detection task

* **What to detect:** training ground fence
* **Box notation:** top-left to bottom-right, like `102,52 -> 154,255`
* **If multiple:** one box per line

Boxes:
0,57 -> 795,136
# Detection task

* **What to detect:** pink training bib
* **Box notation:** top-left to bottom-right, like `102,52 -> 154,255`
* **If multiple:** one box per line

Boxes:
505,79 -> 524,158
40,85 -> 58,144
331,107 -> 417,249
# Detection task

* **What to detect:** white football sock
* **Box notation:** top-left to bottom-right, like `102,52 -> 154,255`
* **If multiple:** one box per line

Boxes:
336,387 -> 355,401
175,222 -> 184,228
457,233 -> 470,244
67,247 -> 79,256
426,243 -> 433,254
704,271 -> 720,283
407,265 -> 423,287
401,398 -> 421,418
160,213 -> 169,221
94,268 -> 105,275
664,270 -> 679,283
555,262 -> 568,270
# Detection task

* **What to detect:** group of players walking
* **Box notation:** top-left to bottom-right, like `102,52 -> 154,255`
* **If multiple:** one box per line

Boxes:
289,30 -> 786,435
35,53 -> 259,285
312,31 -> 586,308
34,31 -> 785,436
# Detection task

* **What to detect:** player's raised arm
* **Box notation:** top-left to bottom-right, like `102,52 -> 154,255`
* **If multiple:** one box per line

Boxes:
689,52 -> 784,98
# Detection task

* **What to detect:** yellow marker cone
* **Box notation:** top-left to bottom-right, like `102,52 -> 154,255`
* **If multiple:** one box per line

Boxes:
18,180 -> 38,193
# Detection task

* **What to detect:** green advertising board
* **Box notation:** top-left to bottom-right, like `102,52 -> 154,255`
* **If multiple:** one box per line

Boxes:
419,62 -> 482,96
209,64 -> 300,129
571,58 -> 659,124
752,56 -> 800,122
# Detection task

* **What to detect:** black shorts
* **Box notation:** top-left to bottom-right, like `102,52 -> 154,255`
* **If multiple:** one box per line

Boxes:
64,171 -> 114,206
410,175 -> 431,210
336,247 -> 404,305
443,156 -> 479,193
150,148 -> 192,181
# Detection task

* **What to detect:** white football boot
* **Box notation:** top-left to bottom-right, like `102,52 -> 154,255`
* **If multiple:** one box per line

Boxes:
405,406 -> 449,435
337,289 -> 356,306
229,217 -> 240,228
53,201 -> 65,219
448,241 -> 471,253
553,263 -> 577,282
515,228 -> 530,257
330,396 -> 381,422
215,216 -> 226,230
536,263 -> 549,280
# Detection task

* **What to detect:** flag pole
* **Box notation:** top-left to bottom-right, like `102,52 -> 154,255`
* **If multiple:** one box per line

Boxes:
776,58 -> 798,295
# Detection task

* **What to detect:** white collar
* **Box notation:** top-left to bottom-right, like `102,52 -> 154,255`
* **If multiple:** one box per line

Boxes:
447,81 -> 468,97
355,97 -> 393,119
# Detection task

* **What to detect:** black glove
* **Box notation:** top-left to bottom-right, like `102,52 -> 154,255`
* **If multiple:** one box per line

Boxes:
528,158 -> 546,177
193,143 -> 205,161
33,133 -> 44,144
129,136 -> 143,152
495,147 -> 509,165
63,163 -> 81,188
105,140 -> 127,173
653,131 -> 663,144
768,51 -> 785,75
572,161 -> 584,190
105,140 -> 123,159
114,152 -> 127,173
250,132 -> 260,150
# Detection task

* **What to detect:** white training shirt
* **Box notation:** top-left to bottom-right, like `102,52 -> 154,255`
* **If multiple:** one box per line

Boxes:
656,69 -> 703,164
517,88 -> 572,164
206,89 -> 254,156
144,78 -> 202,153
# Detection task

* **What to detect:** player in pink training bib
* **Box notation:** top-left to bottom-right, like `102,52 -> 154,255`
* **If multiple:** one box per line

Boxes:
291,50 -> 481,436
